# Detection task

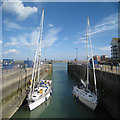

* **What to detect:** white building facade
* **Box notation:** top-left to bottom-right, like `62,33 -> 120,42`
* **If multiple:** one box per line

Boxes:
111,38 -> 120,60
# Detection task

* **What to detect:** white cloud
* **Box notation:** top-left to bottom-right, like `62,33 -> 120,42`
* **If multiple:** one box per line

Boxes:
3,20 -> 24,30
0,41 -> 3,45
4,27 -> 61,50
19,35 -> 32,46
73,36 -> 86,44
99,46 -> 111,51
5,37 -> 18,46
81,40 -> 87,43
74,13 -> 118,44
4,49 -> 18,54
73,41 -> 80,44
90,13 -> 118,35
42,28 -> 61,48
30,30 -> 39,47
63,36 -> 69,41
5,32 -> 36,47
2,0 -> 38,21
48,24 -> 54,27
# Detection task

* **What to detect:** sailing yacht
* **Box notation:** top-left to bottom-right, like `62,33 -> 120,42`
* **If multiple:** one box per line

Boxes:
27,9 -> 53,111
73,16 -> 98,110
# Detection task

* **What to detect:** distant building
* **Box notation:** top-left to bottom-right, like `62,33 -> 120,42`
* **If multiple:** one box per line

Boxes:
118,39 -> 120,60
93,55 -> 100,61
101,55 -> 108,61
111,38 -> 120,60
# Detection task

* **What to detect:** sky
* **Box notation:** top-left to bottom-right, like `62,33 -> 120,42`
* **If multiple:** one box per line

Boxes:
1,0 -> 119,61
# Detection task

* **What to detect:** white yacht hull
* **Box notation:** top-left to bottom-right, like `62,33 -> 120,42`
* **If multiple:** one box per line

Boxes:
73,86 -> 97,110
28,80 -> 52,111
29,92 -> 51,111
78,93 -> 97,110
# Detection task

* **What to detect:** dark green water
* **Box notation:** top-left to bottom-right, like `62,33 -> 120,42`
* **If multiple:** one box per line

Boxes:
12,62 -> 112,118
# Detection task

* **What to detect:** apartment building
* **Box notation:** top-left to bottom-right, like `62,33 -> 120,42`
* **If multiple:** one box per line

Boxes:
93,55 -> 100,61
111,38 -> 120,60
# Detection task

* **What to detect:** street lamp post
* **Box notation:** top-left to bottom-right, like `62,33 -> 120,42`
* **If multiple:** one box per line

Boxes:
76,48 -> 78,61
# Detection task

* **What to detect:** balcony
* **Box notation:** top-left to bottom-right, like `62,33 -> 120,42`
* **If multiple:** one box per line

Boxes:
113,45 -> 117,47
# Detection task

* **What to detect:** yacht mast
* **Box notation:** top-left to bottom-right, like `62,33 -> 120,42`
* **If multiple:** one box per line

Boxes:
86,16 -> 89,90
87,16 -> 97,95
38,9 -> 44,84
29,9 -> 44,98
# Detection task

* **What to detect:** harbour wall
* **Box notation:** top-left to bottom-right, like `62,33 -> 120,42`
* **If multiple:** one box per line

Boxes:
1,64 -> 52,119
68,63 -> 120,119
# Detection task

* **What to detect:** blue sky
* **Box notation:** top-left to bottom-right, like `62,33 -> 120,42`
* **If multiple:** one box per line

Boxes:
1,1 -> 118,61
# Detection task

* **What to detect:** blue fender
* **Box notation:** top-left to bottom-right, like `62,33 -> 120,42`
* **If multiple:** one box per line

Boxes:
45,97 -> 47,101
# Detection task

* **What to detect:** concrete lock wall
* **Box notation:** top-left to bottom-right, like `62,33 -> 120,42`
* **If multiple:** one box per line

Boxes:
2,68 -> 32,100
1,64 -> 52,118
2,64 -> 52,101
68,63 -> 120,119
